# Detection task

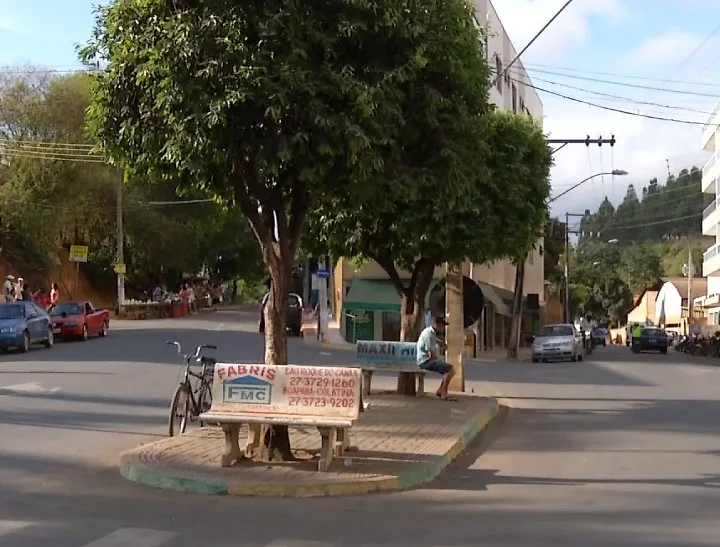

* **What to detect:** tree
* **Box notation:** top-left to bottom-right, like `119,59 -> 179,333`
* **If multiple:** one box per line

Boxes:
306,0 -> 492,361
620,244 -> 662,296
81,0 -> 464,453
482,111 -> 552,360
570,241 -> 631,325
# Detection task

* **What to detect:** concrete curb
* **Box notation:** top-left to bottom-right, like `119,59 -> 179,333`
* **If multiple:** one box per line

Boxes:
119,399 -> 499,498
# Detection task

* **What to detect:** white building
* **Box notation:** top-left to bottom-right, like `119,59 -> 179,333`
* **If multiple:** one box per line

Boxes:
701,99 -> 720,323
475,0 -> 543,121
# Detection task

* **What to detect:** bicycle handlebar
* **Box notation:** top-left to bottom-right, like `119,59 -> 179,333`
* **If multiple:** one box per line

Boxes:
193,344 -> 217,358
166,341 -> 217,359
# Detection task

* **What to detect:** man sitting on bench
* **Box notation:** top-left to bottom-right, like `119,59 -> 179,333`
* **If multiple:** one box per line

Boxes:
417,316 -> 457,401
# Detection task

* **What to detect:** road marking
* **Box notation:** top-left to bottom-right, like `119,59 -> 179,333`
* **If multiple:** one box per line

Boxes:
0,520 -> 32,539
214,322 -> 226,331
264,541 -> 336,547
0,382 -> 60,394
319,351 -> 331,356
79,528 -> 177,547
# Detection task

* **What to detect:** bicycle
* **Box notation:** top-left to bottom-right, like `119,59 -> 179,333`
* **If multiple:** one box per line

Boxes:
167,341 -> 218,437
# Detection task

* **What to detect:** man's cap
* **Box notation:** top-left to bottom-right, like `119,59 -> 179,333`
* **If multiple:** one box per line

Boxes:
5,274 -> 14,280
434,316 -> 449,325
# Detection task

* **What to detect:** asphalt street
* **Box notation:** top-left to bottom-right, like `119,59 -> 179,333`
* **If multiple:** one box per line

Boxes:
1,310 -> 720,546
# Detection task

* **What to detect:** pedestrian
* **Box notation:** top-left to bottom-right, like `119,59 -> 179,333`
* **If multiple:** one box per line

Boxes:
22,282 -> 32,301
14,277 -> 24,301
416,316 -> 457,401
50,282 -> 60,309
3,275 -> 14,302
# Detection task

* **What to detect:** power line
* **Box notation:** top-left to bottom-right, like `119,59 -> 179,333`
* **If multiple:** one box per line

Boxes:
507,74 -> 707,126
516,66 -> 720,98
489,0 -> 575,89
527,75 -> 715,116
522,62 -> 720,88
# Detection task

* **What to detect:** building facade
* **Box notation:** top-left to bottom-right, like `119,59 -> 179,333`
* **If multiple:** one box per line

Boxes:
701,99 -> 720,324
331,0 -> 546,351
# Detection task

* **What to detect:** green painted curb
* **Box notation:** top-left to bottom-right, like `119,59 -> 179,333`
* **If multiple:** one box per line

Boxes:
119,399 -> 499,497
120,460 -> 229,495
395,399 -> 499,490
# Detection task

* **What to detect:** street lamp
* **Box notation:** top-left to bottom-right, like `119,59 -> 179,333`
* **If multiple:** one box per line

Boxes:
550,170 -> 628,204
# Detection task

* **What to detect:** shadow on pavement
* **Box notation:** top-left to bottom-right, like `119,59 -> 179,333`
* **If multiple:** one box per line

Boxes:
467,356 -> 653,387
0,327 -> 352,366
0,447 -> 717,546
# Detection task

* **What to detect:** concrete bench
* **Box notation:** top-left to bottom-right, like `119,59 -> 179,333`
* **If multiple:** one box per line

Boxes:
355,340 -> 425,397
199,363 -> 361,472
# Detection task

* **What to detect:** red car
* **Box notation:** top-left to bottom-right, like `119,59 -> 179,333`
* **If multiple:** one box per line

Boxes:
50,301 -> 110,341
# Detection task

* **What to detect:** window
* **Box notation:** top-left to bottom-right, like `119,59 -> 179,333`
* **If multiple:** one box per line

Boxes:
494,55 -> 503,93
25,304 -> 38,318
519,99 -> 525,114
85,302 -> 94,315
511,84 -> 517,112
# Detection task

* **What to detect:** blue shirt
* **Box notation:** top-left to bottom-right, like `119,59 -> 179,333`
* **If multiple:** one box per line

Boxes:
416,326 -> 437,365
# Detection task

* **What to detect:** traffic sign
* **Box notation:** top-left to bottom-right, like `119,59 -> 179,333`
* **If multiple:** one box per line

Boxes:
316,268 -> 330,279
114,263 -> 126,275
69,245 -> 89,263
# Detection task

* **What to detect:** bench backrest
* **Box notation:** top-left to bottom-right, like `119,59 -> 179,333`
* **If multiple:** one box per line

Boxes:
208,363 -> 361,420
356,340 -> 417,366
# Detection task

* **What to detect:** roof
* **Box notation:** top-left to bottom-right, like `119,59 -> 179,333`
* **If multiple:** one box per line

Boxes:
660,277 -> 707,301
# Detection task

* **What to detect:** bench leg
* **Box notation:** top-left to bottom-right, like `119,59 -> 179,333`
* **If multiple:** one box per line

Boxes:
243,423 -> 263,458
220,423 -> 243,467
317,426 -> 336,472
416,373 -> 425,396
362,370 -> 372,397
334,427 -> 349,457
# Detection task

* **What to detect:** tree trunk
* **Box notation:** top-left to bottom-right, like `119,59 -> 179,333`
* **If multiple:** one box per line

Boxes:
262,250 -> 294,461
396,262 -> 435,395
507,256 -> 526,360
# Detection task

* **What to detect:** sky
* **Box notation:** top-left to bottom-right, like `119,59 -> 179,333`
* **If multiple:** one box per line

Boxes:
0,0 -> 719,221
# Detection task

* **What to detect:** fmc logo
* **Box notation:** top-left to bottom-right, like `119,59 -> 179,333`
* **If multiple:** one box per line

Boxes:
223,375 -> 273,405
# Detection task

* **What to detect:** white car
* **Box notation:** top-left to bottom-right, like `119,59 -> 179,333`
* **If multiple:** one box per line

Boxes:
532,323 -> 584,362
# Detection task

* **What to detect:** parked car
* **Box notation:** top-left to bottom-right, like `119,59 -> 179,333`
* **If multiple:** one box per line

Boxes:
50,301 -> 110,341
531,323 -> 584,362
631,326 -> 668,354
258,293 -> 303,337
592,327 -> 608,347
0,301 -> 54,352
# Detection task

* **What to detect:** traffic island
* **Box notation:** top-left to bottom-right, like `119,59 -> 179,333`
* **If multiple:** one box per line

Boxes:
120,394 -> 498,497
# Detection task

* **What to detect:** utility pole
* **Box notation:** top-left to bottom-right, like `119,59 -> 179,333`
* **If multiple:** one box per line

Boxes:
685,250 -> 694,333
564,213 -> 570,323
116,170 -> 125,313
563,212 -> 585,324
317,256 -> 328,342
548,135 -> 616,155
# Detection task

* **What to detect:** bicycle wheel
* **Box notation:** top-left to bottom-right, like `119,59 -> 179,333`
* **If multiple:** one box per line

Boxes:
168,384 -> 191,437
198,383 -> 214,427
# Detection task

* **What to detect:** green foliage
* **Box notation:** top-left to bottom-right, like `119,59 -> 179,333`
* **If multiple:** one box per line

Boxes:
0,70 -> 262,290
79,0 -> 440,269
579,167 -> 707,243
569,241 -> 632,324
620,244 -> 663,295
549,166 -> 711,324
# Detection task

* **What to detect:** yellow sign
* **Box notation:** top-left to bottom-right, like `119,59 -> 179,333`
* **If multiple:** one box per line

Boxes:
114,263 -> 126,275
69,245 -> 89,263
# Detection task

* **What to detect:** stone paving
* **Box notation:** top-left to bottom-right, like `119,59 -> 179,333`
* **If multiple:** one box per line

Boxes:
120,393 -> 498,496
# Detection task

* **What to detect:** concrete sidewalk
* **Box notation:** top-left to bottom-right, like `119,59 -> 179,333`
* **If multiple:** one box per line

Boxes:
120,394 -> 498,498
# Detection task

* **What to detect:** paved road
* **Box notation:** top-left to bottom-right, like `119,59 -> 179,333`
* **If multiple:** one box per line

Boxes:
2,314 -> 720,546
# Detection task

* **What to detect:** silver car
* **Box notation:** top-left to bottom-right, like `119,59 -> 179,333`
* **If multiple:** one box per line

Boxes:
531,323 -> 584,362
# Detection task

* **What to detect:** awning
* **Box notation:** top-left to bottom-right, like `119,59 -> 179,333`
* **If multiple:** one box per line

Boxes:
343,279 -> 440,313
476,282 -> 512,317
